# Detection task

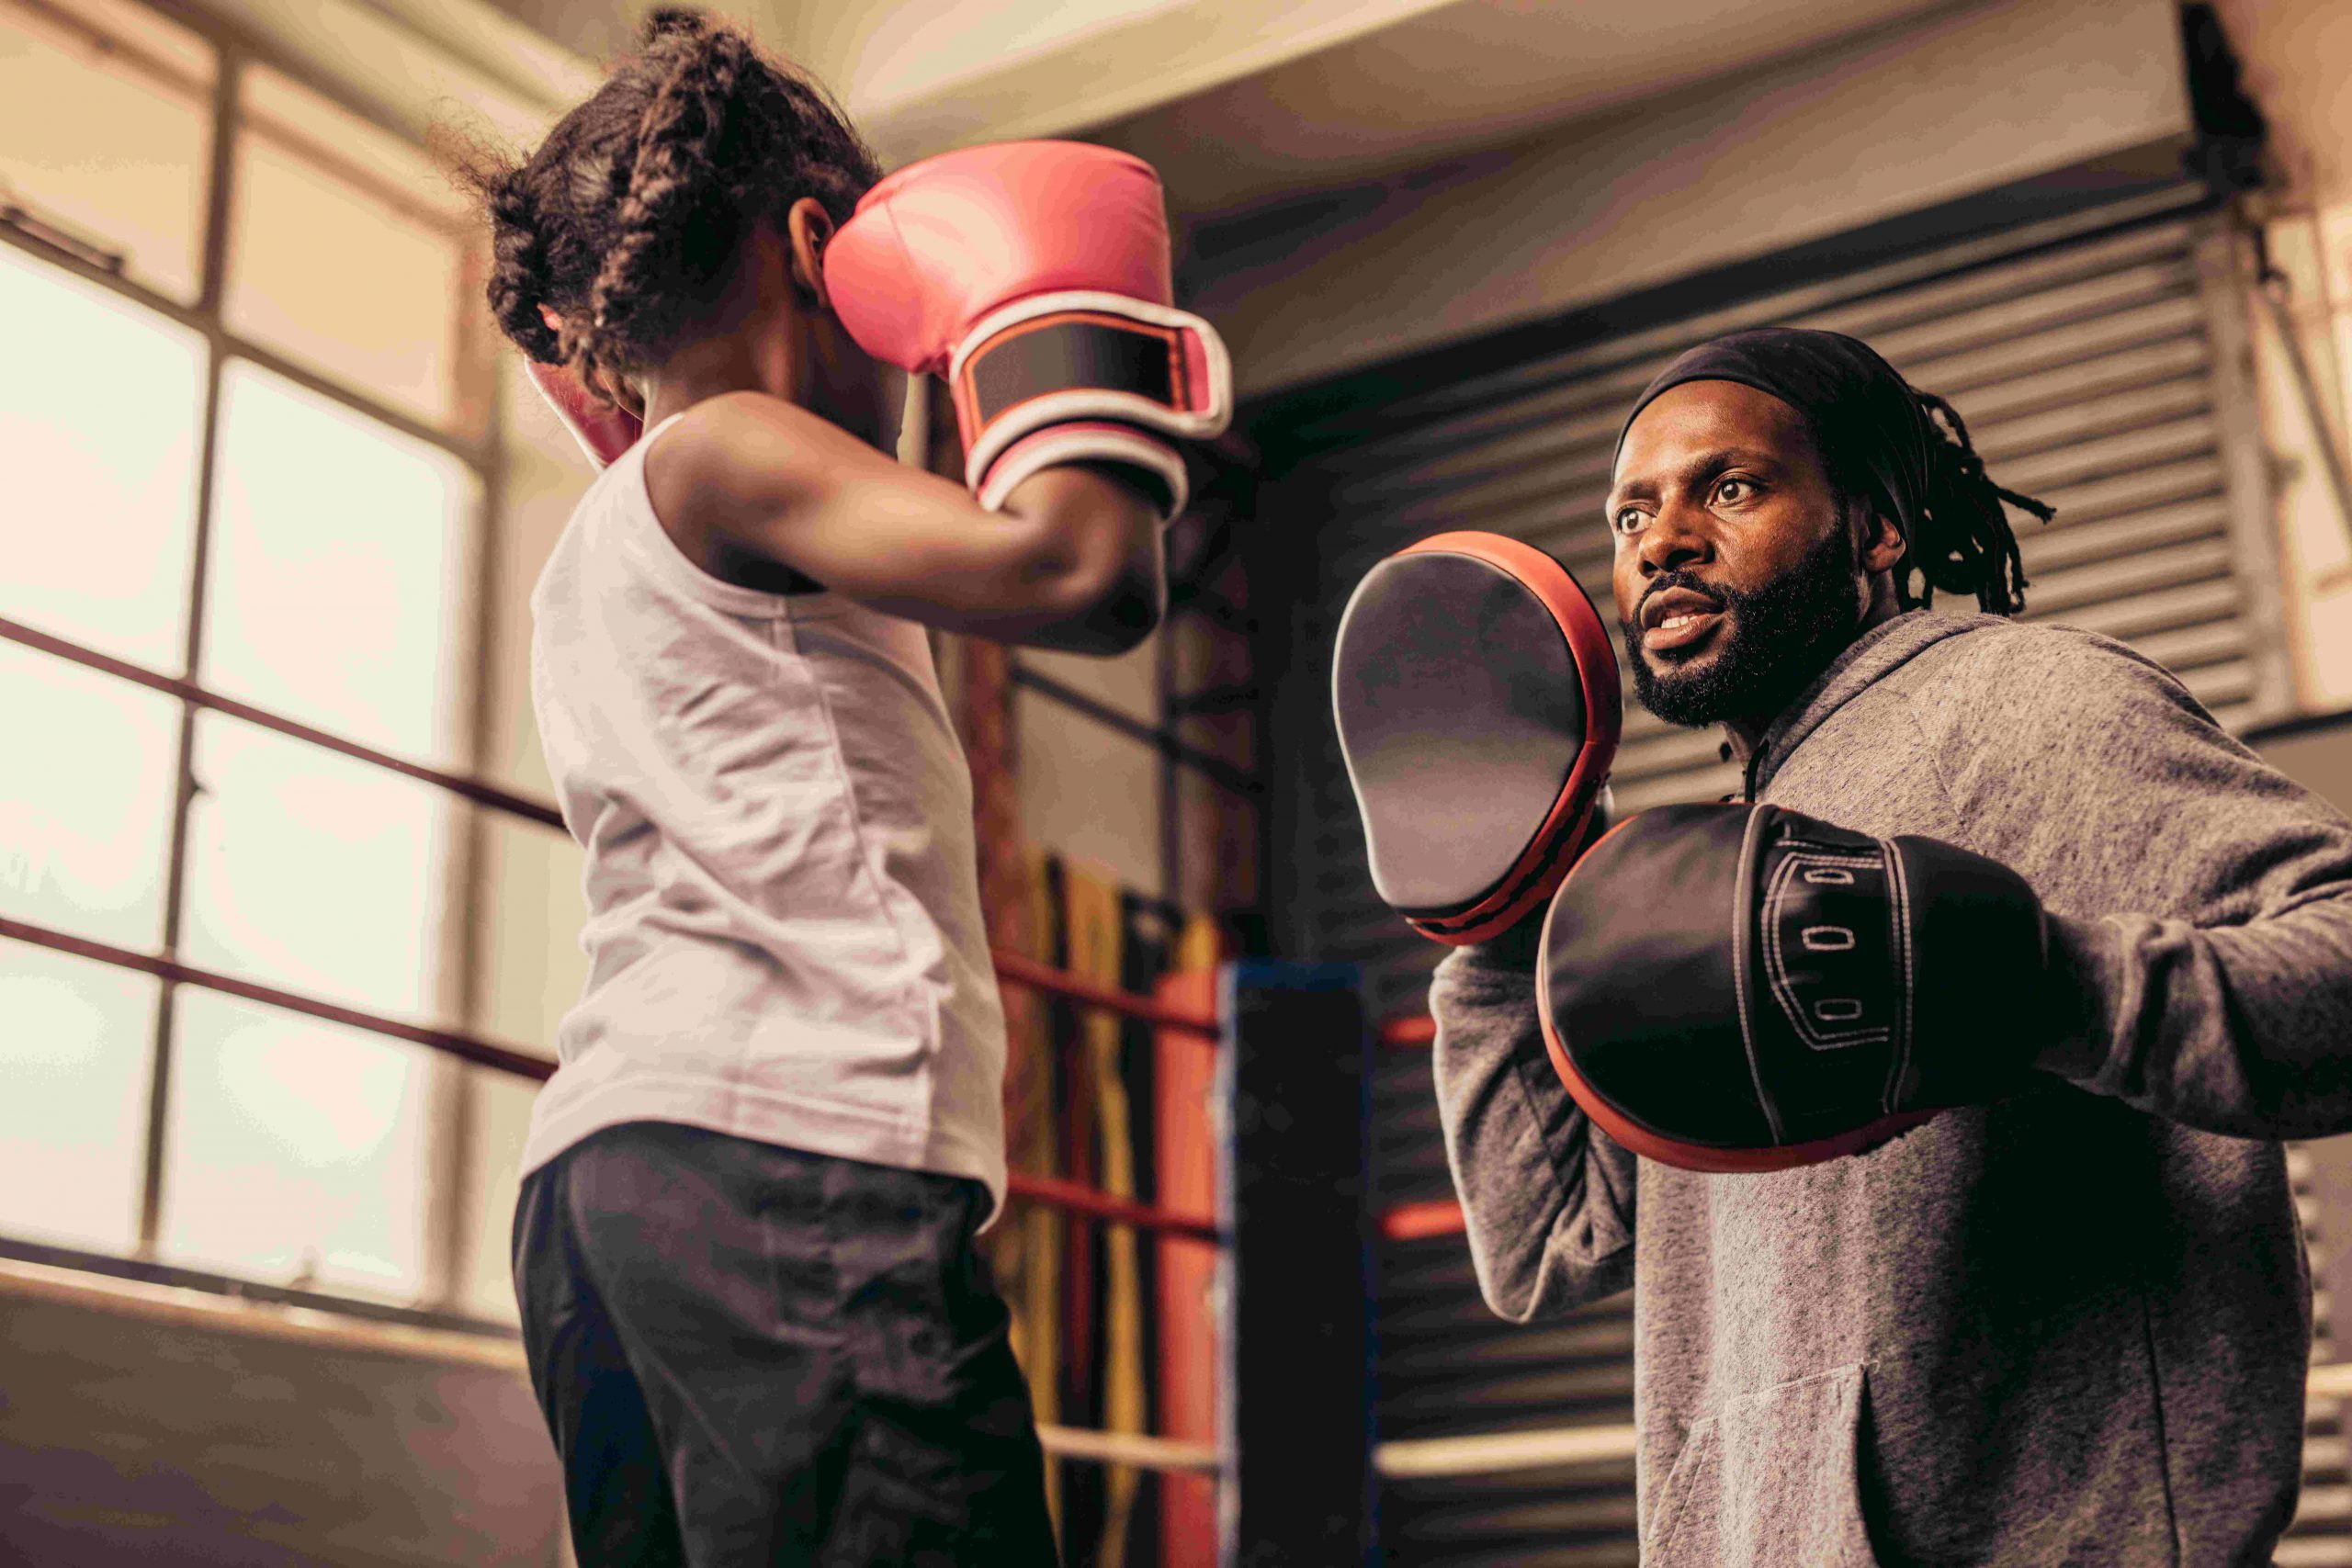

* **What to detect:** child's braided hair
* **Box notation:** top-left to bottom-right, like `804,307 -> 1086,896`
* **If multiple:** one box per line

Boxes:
468,8 -> 878,404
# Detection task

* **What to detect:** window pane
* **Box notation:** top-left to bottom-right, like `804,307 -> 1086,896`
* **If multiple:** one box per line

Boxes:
460,1065 -> 537,1324
204,360 -> 476,764
160,988 -> 428,1297
180,714 -> 455,1021
0,642 -> 178,949
476,809 -> 586,1054
0,0 -> 214,300
0,244 -> 204,667
486,355 -> 592,795
224,66 -> 471,427
0,940 -> 155,1254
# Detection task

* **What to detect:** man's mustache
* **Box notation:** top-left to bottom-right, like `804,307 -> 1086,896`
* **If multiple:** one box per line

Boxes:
1627,573 -> 1729,634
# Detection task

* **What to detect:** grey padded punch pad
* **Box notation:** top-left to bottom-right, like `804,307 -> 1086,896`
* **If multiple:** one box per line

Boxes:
1333,550 -> 1589,918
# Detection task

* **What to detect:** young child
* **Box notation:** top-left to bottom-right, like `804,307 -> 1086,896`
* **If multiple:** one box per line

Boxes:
469,10 -> 1229,1563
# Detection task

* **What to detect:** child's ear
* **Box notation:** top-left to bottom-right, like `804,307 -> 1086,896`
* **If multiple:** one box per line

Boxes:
785,197 -> 836,309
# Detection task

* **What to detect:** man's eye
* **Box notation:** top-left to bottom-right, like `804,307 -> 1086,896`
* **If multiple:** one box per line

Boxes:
1613,508 -> 1645,535
1715,478 -> 1751,505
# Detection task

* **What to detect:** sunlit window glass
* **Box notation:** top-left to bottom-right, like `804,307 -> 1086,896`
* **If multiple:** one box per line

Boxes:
0,245 -> 203,668
160,988 -> 428,1297
0,0 -> 214,301
223,66 -> 471,428
486,355 -> 593,794
0,643 -> 178,950
0,941 -> 156,1254
203,361 -> 476,766
179,715 -> 455,1021
475,810 -> 586,1054
458,806 -> 577,1322
460,1066 -> 537,1324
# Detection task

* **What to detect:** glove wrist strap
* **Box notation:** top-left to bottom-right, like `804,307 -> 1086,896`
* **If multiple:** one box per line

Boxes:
977,422 -> 1189,518
951,290 -> 1231,506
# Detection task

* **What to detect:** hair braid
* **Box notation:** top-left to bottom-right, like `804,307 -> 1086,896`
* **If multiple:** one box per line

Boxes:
483,170 -> 562,364
1898,389 -> 2055,615
571,11 -> 749,398
460,6 -> 881,408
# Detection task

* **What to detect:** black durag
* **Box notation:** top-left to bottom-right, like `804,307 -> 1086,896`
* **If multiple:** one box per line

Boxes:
1615,327 -> 1935,552
1613,326 -> 2052,614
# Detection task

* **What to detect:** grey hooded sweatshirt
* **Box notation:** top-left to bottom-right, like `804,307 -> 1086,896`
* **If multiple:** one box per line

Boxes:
1431,610 -> 2352,1565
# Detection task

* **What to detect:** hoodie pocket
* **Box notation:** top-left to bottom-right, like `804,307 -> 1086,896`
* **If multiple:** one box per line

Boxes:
1648,1363 -> 1881,1568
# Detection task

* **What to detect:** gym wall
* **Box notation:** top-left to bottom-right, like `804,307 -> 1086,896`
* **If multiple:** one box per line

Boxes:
1186,3 -> 2352,1562
11,0 -> 2352,1564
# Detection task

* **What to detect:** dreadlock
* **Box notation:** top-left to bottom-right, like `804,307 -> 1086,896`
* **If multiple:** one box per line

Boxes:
1620,327 -> 2061,621
1892,389 -> 2056,616
462,8 -> 880,406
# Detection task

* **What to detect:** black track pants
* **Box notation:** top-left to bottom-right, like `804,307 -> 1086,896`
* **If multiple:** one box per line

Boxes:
513,1122 -> 1057,1567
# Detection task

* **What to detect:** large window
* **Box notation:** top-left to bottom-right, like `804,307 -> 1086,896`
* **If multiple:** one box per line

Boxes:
0,0 -> 583,1327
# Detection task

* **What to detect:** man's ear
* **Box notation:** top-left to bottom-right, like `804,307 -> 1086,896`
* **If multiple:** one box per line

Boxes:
1858,507 -> 1905,574
785,197 -> 836,310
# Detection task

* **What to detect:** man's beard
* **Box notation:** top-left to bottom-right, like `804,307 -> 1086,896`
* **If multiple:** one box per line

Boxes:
1625,522 -> 1866,729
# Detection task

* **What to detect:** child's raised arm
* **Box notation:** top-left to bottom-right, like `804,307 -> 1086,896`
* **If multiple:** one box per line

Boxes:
650,389 -> 1166,655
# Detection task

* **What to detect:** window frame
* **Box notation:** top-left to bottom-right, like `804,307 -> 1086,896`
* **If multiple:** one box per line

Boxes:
0,0 -> 548,1335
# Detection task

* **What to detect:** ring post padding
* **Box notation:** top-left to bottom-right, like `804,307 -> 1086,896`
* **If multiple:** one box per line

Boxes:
1154,965 -> 1224,1561
1217,960 -> 1373,1565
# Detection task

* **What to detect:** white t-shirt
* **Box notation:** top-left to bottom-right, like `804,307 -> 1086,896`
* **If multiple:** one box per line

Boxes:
517,413 -> 1007,1216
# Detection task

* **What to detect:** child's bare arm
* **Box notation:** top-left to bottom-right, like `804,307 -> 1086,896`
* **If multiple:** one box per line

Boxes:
648,390 -> 1165,655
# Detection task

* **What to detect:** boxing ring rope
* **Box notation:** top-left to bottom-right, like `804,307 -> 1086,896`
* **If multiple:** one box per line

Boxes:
1375,1011 -> 1469,1241
1379,1358 -> 2352,1479
5,597 -> 1586,1483
1035,1423 -> 1220,1476
0,607 -> 1237,1465
30,841 -> 2352,1488
1377,1013 -> 1437,1050
1374,1005 -> 2352,1480
0,615 -> 566,830
0,911 -> 1230,1472
0,911 -> 1228,1244
0,613 -> 1228,1239
990,946 -> 1220,1039
0,915 -> 565,1080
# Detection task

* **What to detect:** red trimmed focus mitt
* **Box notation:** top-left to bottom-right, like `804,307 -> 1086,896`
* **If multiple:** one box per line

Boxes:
1332,531 -> 1621,945
1538,802 -> 2054,1172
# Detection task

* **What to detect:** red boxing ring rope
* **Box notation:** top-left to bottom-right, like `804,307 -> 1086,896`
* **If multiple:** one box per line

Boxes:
0,913 -> 1227,1243
1373,1014 -> 1465,1241
989,947 -> 1222,1038
1379,1013 -> 1436,1049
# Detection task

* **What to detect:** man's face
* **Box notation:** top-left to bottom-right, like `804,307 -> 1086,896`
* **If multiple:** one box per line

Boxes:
1606,379 -> 1870,728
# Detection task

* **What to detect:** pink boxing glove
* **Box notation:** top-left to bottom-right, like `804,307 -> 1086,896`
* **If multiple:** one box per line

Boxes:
526,361 -> 642,468
822,140 -> 1230,518
526,307 -> 641,469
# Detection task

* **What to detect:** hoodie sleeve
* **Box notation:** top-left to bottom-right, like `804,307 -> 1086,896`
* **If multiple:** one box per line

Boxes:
1429,938 -> 1639,1321
1937,628 -> 2352,1140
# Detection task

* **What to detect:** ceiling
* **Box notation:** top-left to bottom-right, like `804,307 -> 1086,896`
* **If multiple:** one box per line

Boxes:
1084,0 -> 1965,221
437,0 -> 1973,220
